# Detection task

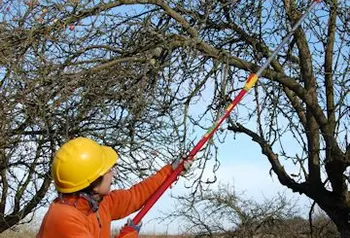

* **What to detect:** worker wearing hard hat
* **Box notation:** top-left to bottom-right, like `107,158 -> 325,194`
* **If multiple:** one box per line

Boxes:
37,137 -> 190,238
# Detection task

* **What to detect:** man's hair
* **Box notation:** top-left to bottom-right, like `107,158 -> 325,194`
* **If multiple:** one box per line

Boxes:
80,176 -> 104,194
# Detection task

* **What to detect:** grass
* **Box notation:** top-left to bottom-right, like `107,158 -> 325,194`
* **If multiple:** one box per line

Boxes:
0,227 -> 36,238
0,227 -> 190,238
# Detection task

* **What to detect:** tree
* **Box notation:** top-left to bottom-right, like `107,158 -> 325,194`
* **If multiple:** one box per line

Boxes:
0,0 -> 349,236
0,0 -> 187,231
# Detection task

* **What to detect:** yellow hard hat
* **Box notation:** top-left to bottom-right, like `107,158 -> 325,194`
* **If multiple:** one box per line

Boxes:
52,137 -> 118,193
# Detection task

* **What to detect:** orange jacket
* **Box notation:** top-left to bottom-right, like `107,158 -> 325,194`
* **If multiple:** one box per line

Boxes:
37,165 -> 172,238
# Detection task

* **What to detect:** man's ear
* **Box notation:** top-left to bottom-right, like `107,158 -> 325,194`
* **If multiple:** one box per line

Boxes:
92,185 -> 100,194
89,176 -> 104,194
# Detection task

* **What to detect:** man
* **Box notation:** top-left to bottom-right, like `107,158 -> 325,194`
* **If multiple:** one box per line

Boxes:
37,137 -> 189,238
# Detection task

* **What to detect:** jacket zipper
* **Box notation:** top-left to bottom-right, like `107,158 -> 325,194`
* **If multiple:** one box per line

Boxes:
96,211 -> 102,238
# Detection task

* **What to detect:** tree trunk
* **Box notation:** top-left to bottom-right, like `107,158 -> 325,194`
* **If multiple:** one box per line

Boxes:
319,199 -> 350,238
340,228 -> 350,238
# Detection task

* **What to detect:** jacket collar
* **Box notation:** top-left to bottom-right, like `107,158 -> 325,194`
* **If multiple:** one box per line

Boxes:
55,193 -> 101,215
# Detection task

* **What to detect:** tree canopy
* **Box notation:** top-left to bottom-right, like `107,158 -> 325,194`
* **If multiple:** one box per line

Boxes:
0,0 -> 349,236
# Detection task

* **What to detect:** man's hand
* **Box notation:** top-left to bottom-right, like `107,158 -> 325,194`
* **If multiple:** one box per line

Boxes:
171,157 -> 193,175
115,219 -> 142,238
126,218 -> 142,233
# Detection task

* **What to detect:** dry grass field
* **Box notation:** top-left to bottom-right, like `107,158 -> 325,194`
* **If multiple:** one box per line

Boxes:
0,226 -> 190,238
0,231 -> 188,238
0,231 -> 189,238
0,228 -> 36,238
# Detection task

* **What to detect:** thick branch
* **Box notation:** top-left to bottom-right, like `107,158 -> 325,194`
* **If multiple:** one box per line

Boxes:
227,121 -> 307,195
284,0 -> 321,185
324,0 -> 337,135
0,173 -> 51,233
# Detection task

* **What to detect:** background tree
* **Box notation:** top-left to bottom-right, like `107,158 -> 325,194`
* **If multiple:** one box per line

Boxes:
0,0 -> 349,236
164,183 -> 339,237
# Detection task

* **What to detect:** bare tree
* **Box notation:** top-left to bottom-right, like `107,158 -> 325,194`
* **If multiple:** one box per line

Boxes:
0,0 -> 349,236
115,0 -> 348,235
0,0 -> 189,232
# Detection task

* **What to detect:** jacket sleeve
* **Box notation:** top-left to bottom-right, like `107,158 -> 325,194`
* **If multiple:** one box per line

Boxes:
104,164 -> 172,220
